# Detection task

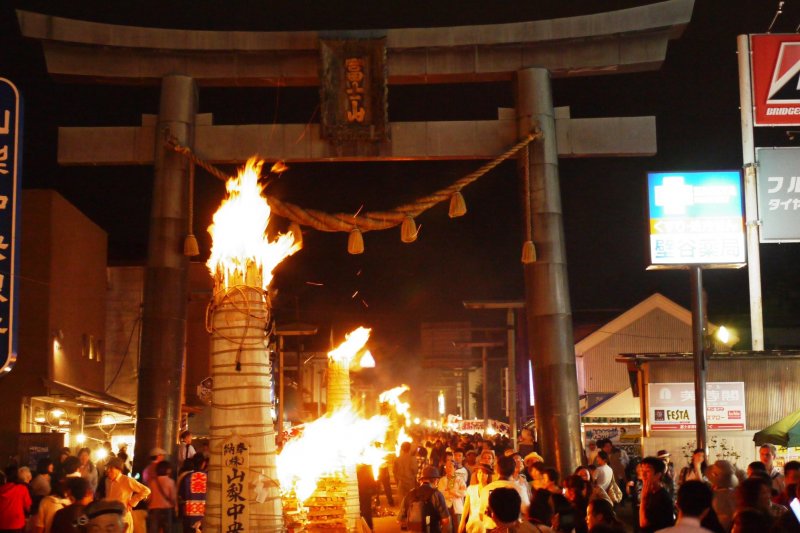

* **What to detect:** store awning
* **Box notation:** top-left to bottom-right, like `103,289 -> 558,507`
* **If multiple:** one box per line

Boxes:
753,409 -> 800,448
582,387 -> 640,423
43,379 -> 134,415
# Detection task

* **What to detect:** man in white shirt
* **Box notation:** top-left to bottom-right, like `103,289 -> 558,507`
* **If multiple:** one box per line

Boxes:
478,456 -> 530,530
656,480 -> 712,532
760,443 -> 785,496
594,450 -> 615,492
103,457 -> 151,532
176,430 -> 196,467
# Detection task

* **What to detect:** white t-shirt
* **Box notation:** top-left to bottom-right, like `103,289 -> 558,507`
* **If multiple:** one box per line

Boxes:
594,463 -> 614,491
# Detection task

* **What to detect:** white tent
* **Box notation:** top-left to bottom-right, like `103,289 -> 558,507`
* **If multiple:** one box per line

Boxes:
582,387 -> 640,423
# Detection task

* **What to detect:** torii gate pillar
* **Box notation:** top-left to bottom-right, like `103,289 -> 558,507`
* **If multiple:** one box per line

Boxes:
133,75 -> 197,474
516,68 -> 583,475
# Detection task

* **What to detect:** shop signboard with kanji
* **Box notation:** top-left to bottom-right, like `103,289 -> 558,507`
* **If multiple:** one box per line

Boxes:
750,34 -> 800,126
648,382 -> 746,431
755,147 -> 800,242
0,78 -> 21,376
647,171 -> 745,268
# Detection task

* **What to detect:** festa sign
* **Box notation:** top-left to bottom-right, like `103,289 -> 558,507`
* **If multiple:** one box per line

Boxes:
0,78 -> 21,375
648,382 -> 746,431
647,171 -> 745,268
221,436 -> 251,532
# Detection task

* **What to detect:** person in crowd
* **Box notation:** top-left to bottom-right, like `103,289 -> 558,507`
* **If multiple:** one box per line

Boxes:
79,500 -> 128,533
147,461 -> 176,533
548,492 -> 577,533
574,467 -> 612,505
50,477 -> 92,533
458,463 -> 492,533
585,441 -> 599,467
486,487 -> 539,533
76,448 -> 98,496
759,444 -> 784,497
116,444 -> 131,476
541,468 -> 561,495
599,440 -> 629,500
528,488 -> 556,532
656,450 -> 676,498
584,499 -> 625,533
594,452 -> 615,495
510,453 -> 532,502
479,456 -> 531,530
30,459 -> 54,515
528,463 -> 547,493
177,454 -> 207,533
679,449 -> 708,486
658,480 -> 714,532
399,466 -> 450,533
33,476 -> 70,533
0,467 -> 31,533
15,466 -> 32,516
731,508 -> 767,533
102,457 -> 150,532
176,431 -> 196,467
52,449 -> 72,486
416,446 -> 431,484
706,460 -> 738,532
747,461 -> 767,479
396,441 -> 419,504
142,448 -> 167,487
638,456 -> 675,533
778,460 -> 800,506
735,476 -> 786,527
453,449 -> 470,488
438,455 -> 467,530
517,429 -> 537,460
563,475 -> 589,533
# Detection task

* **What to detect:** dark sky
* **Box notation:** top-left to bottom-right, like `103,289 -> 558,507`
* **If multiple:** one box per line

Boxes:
2,0 -> 800,373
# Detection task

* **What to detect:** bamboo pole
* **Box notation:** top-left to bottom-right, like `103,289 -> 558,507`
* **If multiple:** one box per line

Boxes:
205,262 -> 284,533
326,358 -> 359,531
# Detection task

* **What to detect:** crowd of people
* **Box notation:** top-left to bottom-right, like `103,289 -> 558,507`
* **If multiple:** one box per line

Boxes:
390,430 -> 800,533
0,431 -> 207,533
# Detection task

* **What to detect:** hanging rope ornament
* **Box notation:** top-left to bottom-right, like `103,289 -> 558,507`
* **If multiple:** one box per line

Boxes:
348,228 -> 364,255
521,145 -> 537,264
401,216 -> 418,243
449,191 -> 467,218
183,161 -> 200,257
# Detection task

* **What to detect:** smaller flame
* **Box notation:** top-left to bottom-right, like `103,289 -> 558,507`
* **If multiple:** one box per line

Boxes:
395,426 -> 413,457
328,327 -> 371,364
379,385 -> 410,419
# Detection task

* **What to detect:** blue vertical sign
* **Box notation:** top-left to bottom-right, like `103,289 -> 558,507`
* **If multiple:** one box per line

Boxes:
647,171 -> 745,268
0,79 -> 21,375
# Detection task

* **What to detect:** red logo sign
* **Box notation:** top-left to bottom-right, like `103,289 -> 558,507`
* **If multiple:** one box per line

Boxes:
751,34 -> 800,126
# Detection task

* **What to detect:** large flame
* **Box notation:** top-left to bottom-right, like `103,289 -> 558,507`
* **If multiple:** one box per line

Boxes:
328,327 -> 371,364
207,157 -> 301,290
378,385 -> 410,419
277,408 -> 390,501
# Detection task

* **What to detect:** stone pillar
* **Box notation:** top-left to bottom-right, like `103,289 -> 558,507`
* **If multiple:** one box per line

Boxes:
516,68 -> 582,476
133,75 -> 196,474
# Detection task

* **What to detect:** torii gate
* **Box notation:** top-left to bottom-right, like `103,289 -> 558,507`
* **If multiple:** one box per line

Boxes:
18,0 -> 693,497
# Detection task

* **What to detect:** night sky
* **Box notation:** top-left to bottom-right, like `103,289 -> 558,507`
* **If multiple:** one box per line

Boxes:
2,1 -> 800,386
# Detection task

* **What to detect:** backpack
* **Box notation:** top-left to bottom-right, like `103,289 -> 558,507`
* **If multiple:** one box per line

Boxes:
407,485 -> 441,533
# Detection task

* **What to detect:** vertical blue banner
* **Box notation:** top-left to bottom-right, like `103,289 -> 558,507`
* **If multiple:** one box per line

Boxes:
0,79 -> 22,375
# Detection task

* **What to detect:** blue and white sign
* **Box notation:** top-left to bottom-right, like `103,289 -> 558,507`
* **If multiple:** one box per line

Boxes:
647,171 -> 745,268
0,79 -> 21,375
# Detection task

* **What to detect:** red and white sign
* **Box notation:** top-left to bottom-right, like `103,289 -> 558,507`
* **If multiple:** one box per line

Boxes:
751,34 -> 800,126
648,382 -> 746,431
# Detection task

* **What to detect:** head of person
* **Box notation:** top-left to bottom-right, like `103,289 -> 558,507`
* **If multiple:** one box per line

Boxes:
442,455 -> 455,476
784,460 -> 800,487
488,487 -> 522,525
59,447 -> 71,462
66,477 -> 91,504
475,462 -> 493,486
690,448 -> 706,467
417,446 -> 428,459
759,444 -> 776,469
656,450 -> 671,467
587,440 -> 597,451
747,460 -> 768,478
520,428 -> 533,442
586,498 -> 616,530
574,466 -> 592,483
400,441 -> 411,455
480,449 -> 495,466
596,450 -> 609,466
677,480 -> 713,519
599,439 -> 613,454
63,456 -> 81,476
639,456 -> 666,484
736,476 -> 772,513
80,500 -> 128,533
149,447 -> 167,463
707,460 -> 737,489
529,489 -> 553,525
524,452 -> 544,470
17,466 -> 32,484
496,455 -> 516,479
78,447 -> 92,466
105,457 -> 125,480
420,465 -> 440,485
465,449 -> 477,465
36,458 -> 54,476
155,460 -> 172,477
563,475 -> 587,503
510,453 -> 524,475
453,448 -> 464,467
548,493 -> 576,533
180,430 -> 192,444
543,467 -> 560,487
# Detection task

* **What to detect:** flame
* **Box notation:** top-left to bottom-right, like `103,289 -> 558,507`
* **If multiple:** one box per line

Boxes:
379,385 -> 410,419
328,327 -> 371,364
277,407 -> 390,501
207,157 -> 301,290
395,426 -> 413,457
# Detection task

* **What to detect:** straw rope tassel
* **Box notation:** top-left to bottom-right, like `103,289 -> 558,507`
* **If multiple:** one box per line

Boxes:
184,161 -> 200,257
521,145 -> 537,264
348,228 -> 364,255
400,216 -> 418,243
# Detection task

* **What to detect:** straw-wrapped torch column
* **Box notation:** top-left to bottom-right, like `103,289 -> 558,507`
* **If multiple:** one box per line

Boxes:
326,328 -> 371,531
204,158 -> 301,533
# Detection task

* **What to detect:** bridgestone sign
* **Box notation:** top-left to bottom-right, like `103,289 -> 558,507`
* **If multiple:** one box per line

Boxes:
756,147 -> 800,242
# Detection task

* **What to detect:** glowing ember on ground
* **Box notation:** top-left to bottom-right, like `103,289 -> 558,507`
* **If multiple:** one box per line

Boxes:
277,408 -> 390,502
207,157 -> 301,290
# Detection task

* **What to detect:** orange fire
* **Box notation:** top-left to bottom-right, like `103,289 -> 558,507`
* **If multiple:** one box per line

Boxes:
207,157 -> 301,290
328,326 -> 371,364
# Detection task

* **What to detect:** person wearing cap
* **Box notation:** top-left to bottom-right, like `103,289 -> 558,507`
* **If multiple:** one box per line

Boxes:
657,449 -> 676,498
79,500 -> 129,533
142,448 -> 167,487
102,457 -> 150,532
399,465 -> 450,533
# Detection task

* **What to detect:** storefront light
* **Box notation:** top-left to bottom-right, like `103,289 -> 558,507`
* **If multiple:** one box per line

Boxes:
95,448 -> 108,462
50,408 -> 65,419
75,434 -> 86,444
